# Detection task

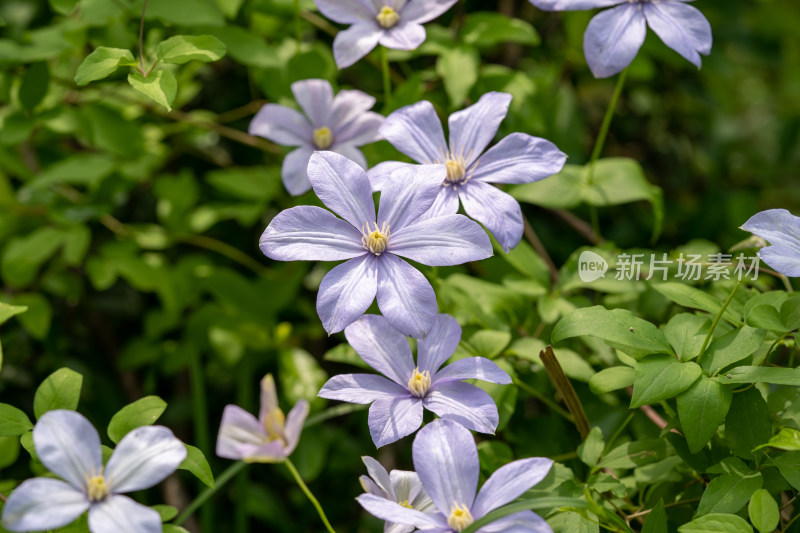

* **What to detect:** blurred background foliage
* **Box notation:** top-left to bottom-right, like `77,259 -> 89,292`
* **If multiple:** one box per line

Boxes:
0,0 -> 799,531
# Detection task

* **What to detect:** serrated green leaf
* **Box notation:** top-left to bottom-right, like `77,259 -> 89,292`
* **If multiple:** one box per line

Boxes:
748,489 -> 779,533
74,47 -> 136,86
128,70 -> 177,111
33,368 -> 83,419
677,375 -> 732,453
107,396 -> 167,443
156,35 -> 226,64
630,355 -> 701,408
179,444 -> 215,488
0,404 -> 33,436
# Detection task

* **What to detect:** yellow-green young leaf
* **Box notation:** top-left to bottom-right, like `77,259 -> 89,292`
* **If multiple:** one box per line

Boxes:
598,439 -> 670,469
163,525 -> 191,533
715,366 -> 800,387
178,444 -> 215,488
462,12 -> 540,47
754,427 -> 800,452
0,404 -> 33,436
107,396 -> 167,443
20,431 -> 37,461
677,374 -> 732,453
156,35 -> 226,64
75,47 -> 136,86
465,330 -> 511,359
748,489 -> 779,533
128,70 -> 177,111
153,504 -> 179,522
436,47 -> 478,107
589,366 -> 634,395
630,355 -> 701,408
678,514 -> 753,533
577,426 -> 604,467
0,301 -> 28,326
33,368 -> 83,419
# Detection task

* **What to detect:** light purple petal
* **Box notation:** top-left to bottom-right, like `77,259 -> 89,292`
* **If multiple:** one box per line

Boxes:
335,111 -> 384,146
334,22 -> 382,69
448,92 -> 512,167
391,470 -> 433,510
434,357 -> 511,385
584,4 -> 646,78
478,510 -> 553,533
282,400 -> 309,455
292,79 -> 334,127
331,89 -> 378,128
378,165 -> 446,230
759,246 -> 800,278
258,374 -> 280,424
280,146 -> 315,196
423,381 -> 499,434
417,314 -> 462,375
420,186 -> 460,220
363,456 -> 396,499
344,314 -> 416,387
401,0 -> 458,23
357,493 -> 446,529
249,104 -> 311,146
308,151 -> 376,229
216,405 -> 284,462
369,397 -> 423,447
34,410 -> 102,491
88,495 -> 162,533
259,206 -> 364,261
1,478 -> 88,532
105,426 -> 186,493
742,209 -> 800,277
381,100 -> 447,164
360,475 -> 383,496
459,181 -> 523,253
471,133 -> 567,185
379,21 -> 426,50
529,0 -> 624,10
376,254 -> 437,339
316,0 -> 376,23
389,214 -> 494,266
319,374 -> 409,403
331,144 -> 368,170
472,458 -> 554,517
412,419 -> 479,516
368,161 -> 416,191
318,254 -> 379,334
644,1 -> 712,68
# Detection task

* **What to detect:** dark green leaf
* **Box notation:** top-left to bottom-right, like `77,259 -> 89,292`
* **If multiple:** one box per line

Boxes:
677,375 -> 732,453
642,500 -> 667,533
701,326 -> 766,376
598,439 -> 670,469
462,12 -> 540,47
696,470 -> 762,516
19,62 -> 50,111
630,354 -> 701,408
715,366 -> 800,386
725,387 -> 771,460
179,444 -> 215,488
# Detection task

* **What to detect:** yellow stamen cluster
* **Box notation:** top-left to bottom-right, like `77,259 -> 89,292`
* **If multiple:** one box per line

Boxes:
87,475 -> 109,502
445,158 -> 467,183
447,503 -> 474,532
407,368 -> 432,398
362,222 -> 390,255
313,126 -> 333,150
399,500 -> 413,509
263,407 -> 287,444
376,6 -> 400,29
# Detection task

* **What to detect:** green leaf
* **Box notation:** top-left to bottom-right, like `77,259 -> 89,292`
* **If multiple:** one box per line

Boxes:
0,435 -> 21,469
462,12 -> 540,47
547,511 -> 599,533
754,427 -> 800,451
725,387 -> 771,460
0,301 -> 27,326
1,227 -> 66,288
748,488 -> 779,533
577,426 -> 604,467
642,500 -> 667,533
466,330 -> 512,359
49,0 -> 79,14
714,366 -> 800,386
746,304 -> 788,332
19,62 -> 50,111
663,313 -> 710,362
780,296 -> 800,330
598,439 -> 670,469
128,70 -> 178,111
33,368 -> 83,419
511,165 -> 583,209
477,440 -> 514,474
11,293 -> 52,340
436,47 -> 479,107
676,375 -> 732,453
156,35 -> 226,64
0,404 -> 33,436
278,349 -> 327,406
702,326 -> 766,376
178,444 -> 215,488
652,283 -> 740,326
163,525 -> 191,533
774,451 -> 800,491
696,470 -> 763,516
143,0 -> 225,26
153,504 -> 178,522
107,396 -> 167,444
678,514 -> 753,533
552,306 -> 671,359
630,355 -> 701,408
507,338 -> 595,382
74,47 -> 136,86
322,343 -> 370,370
589,366 -> 634,394
19,431 -> 37,461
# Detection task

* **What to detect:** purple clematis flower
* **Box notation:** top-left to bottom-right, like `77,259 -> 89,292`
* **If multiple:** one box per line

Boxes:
318,314 -> 511,447
360,456 -> 436,533
2,410 -> 186,533
249,78 -> 383,195
259,151 -> 493,338
358,419 -> 554,532
315,0 -> 459,69
216,374 -> 309,463
741,209 -> 800,278
369,92 -> 567,252
529,0 -> 712,78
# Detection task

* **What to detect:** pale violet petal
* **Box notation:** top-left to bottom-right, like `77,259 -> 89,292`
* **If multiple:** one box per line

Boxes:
381,101 -> 448,164
307,151 -> 376,229
401,0 -> 458,23
105,426 -> 186,493
529,0 -> 624,10
335,111 -> 384,146
281,146 -> 315,196
376,254 -> 437,339
259,206 -> 364,261
378,165 -> 446,231
357,493 -> 446,529
417,314 -> 462,375
291,79 -> 334,127
644,1 -> 712,67
412,419 -> 479,515
331,144 -> 368,170
1,478 -> 88,532
88,495 -> 162,533
369,397 -> 423,447
448,92 -> 512,167
282,400 -> 309,455
318,374 -> 408,403
478,510 -> 553,533
315,0 -> 375,24
361,475 -> 383,496
249,104 -> 311,146
379,21 -> 426,50
471,133 -> 567,185
472,458 -> 554,518
363,456 -> 396,500
368,161 -> 416,192
334,22 -> 382,69
433,357 -> 511,385
419,186 -> 460,220
317,254 -> 379,334
34,410 -> 102,491
759,246 -> 800,278
458,181 -> 524,253
389,214 -> 493,266
331,89 -> 378,129
344,314 -> 415,387
742,209 -> 800,277
584,4 -> 646,78
423,381 -> 499,434
391,470 -> 435,512
258,374 -> 280,424
216,404 -> 268,461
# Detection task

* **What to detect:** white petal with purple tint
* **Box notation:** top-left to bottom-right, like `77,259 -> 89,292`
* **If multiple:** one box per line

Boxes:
357,493 -> 446,529
292,79 -> 334,127
105,426 -> 186,493
308,151 -> 376,229
479,510 -> 553,533
433,357 -> 511,385
315,0 -> 376,24
379,22 -> 426,50
401,0 -> 459,23
742,209 -> 800,277
333,22 -> 383,69
282,400 -> 310,454
319,374 -> 409,403
376,254 -> 437,339
423,381 -> 499,434
344,315 -> 416,386
471,132 -> 567,185
583,3 -> 647,78
248,104 -> 311,146
448,92 -> 512,167
317,254 -> 379,334
33,410 -> 102,491
280,146 -> 315,196
644,1 -> 712,68
377,165 -> 446,230
417,314 -> 462,375
88,494 -> 162,533
380,100 -> 448,164
459,181 -> 524,253
259,206 -> 365,261
367,161 -> 416,191
390,214 -> 493,266
1,478 -> 88,532
369,397 -> 423,447
472,457 -> 554,517
529,0 -> 623,10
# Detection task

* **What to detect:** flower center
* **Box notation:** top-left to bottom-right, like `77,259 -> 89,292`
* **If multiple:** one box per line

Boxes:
445,158 -> 467,184
447,503 -> 474,532
407,368 -> 431,398
376,6 -> 400,29
87,475 -> 109,502
313,126 -> 333,149
361,222 -> 390,255
399,500 -> 413,509
263,407 -> 287,444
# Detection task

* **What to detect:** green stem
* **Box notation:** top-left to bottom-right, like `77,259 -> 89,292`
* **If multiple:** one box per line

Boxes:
285,458 -> 337,533
174,461 -> 247,526
188,349 -> 213,531
604,412 -> 635,456
380,46 -> 392,108
698,282 -> 741,368
294,0 -> 302,46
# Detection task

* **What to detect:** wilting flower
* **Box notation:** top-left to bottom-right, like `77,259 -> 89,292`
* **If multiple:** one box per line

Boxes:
249,78 -> 383,195
360,456 -> 436,533
529,0 -> 712,78
2,410 -> 186,533
370,92 -> 566,252
318,314 -> 510,446
260,151 -> 492,338
358,419 -> 554,532
741,209 -> 800,277
315,0 -> 459,69
217,374 -> 309,463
